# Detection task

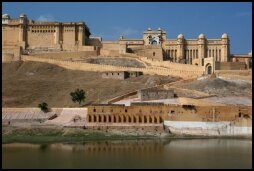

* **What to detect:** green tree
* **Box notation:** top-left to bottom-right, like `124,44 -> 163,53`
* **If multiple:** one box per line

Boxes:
70,89 -> 86,106
38,102 -> 49,113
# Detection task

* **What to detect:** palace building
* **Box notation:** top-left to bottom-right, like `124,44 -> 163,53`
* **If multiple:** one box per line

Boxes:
118,28 -> 230,66
2,13 -> 92,51
2,14 -> 251,70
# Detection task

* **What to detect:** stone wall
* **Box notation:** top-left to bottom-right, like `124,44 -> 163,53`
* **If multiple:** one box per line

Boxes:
102,71 -> 143,80
122,53 -> 204,72
29,51 -> 98,59
215,70 -> 251,76
87,104 -> 252,125
2,25 -> 20,45
22,55 -> 204,78
215,61 -> 247,70
129,71 -> 143,78
87,104 -> 167,124
2,46 -> 21,62
102,71 -> 127,80
102,41 -> 119,50
27,31 -> 56,49
100,41 -> 120,56
131,46 -> 163,61
138,88 -> 175,101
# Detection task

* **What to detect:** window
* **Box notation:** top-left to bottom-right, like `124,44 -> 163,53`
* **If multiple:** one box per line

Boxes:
93,108 -> 96,112
153,52 -> 155,56
125,109 -> 127,113
170,110 -> 175,114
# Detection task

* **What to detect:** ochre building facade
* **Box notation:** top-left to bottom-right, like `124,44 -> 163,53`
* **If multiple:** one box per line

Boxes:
87,104 -> 252,125
118,28 -> 230,67
2,14 -> 92,51
2,14 -> 251,70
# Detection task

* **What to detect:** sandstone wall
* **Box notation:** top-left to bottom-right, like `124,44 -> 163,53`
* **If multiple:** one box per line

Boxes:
2,25 -> 20,45
133,48 -> 163,61
138,89 -> 175,101
101,41 -> 120,56
27,32 -> 55,48
102,41 -> 119,50
2,46 -> 21,62
29,51 -> 98,59
122,53 -> 204,72
215,70 -> 251,76
87,104 -> 252,124
22,55 -> 204,78
102,71 -> 127,80
215,62 -> 247,70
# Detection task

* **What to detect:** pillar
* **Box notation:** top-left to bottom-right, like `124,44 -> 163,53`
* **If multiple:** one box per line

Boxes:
198,36 -> 206,66
78,25 -> 84,46
106,115 -> 109,123
177,36 -> 185,61
221,35 -> 230,62
55,25 -> 60,45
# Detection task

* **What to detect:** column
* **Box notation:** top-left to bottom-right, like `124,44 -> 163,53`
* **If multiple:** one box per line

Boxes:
55,25 -> 60,45
78,25 -> 84,46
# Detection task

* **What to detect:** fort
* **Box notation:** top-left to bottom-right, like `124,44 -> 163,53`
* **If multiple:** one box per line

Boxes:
2,14 -> 252,72
2,14 -> 252,137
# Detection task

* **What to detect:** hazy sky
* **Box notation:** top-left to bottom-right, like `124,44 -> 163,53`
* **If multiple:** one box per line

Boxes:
2,2 -> 252,54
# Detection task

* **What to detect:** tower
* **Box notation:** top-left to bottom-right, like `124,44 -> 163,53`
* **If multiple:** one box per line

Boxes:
221,33 -> 230,62
177,34 -> 185,63
198,33 -> 206,66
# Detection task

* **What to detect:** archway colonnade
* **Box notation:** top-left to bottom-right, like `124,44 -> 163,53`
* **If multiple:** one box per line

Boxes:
87,114 -> 163,124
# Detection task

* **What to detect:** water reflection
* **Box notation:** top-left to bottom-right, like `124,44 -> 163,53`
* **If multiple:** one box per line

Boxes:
2,139 -> 252,169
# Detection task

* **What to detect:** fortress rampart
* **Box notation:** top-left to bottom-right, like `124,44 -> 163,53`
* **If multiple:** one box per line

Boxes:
87,104 -> 252,126
21,55 -> 204,78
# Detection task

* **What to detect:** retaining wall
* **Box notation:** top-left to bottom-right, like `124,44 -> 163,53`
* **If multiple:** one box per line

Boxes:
22,55 -> 203,78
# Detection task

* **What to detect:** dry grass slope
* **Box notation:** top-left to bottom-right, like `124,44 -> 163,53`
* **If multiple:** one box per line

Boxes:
2,61 -> 178,107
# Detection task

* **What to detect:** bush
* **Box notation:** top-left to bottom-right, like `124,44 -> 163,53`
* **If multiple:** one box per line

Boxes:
38,102 -> 49,113
70,89 -> 86,106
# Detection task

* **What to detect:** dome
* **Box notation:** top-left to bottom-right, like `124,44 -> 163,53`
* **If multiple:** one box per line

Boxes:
177,34 -> 184,39
147,27 -> 152,31
19,13 -> 27,18
157,27 -> 161,31
221,33 -> 228,39
248,50 -> 252,56
2,14 -> 10,19
198,33 -> 205,39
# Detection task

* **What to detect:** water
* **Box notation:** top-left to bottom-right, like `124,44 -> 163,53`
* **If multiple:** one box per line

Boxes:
2,139 -> 252,169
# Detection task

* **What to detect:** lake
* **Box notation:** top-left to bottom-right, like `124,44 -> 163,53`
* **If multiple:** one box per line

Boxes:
2,138 -> 252,169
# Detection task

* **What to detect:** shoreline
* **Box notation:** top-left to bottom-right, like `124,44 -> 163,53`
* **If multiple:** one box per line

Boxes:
2,125 -> 251,144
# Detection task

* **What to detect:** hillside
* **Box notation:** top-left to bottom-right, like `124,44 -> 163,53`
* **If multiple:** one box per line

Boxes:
2,61 -> 179,107
174,77 -> 252,97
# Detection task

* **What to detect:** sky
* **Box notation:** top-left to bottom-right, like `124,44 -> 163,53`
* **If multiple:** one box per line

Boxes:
2,2 -> 252,54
